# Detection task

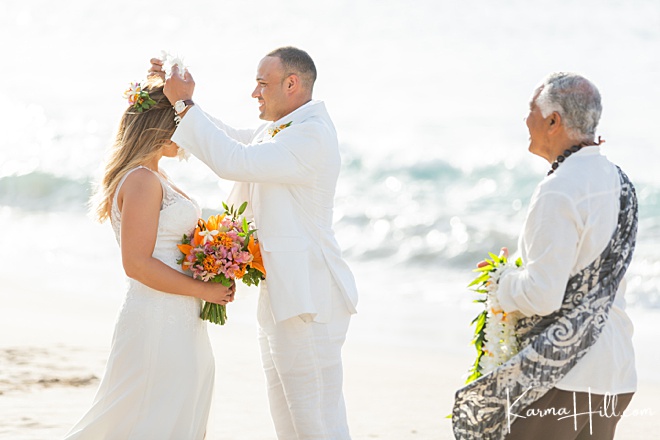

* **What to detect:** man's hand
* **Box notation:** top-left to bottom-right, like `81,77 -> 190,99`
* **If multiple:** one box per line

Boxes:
164,64 -> 195,107
148,57 -> 166,80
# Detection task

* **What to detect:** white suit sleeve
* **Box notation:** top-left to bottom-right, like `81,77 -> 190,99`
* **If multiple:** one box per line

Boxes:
172,105 -> 327,184
498,190 -> 582,317
201,110 -> 256,144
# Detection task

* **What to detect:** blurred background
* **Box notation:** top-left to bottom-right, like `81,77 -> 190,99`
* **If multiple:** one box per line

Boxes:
1,0 -> 658,305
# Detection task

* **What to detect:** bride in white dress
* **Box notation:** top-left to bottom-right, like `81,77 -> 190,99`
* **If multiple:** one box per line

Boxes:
63,77 -> 234,440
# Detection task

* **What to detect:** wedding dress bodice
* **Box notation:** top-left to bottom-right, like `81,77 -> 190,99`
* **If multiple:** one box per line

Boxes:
111,166 -> 201,273
108,166 -> 205,331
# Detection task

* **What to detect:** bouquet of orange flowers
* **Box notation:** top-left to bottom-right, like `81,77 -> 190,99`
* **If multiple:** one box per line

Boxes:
177,202 -> 266,324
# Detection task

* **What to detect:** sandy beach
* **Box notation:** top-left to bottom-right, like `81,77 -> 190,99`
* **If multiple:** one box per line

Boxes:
1,249 -> 658,439
0,253 -> 465,440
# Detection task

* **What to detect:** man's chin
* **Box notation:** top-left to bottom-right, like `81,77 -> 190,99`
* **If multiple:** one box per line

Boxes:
258,112 -> 276,122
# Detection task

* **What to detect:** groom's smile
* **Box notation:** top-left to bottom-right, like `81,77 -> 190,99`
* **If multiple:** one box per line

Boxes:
252,55 -> 307,122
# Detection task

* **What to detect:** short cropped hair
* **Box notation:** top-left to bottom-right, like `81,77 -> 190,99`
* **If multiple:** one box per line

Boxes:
267,46 -> 317,91
535,72 -> 602,142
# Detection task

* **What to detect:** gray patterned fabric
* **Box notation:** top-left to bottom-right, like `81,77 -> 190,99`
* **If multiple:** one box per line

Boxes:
452,167 -> 638,440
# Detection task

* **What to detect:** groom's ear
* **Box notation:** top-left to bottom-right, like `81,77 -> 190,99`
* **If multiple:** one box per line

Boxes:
285,74 -> 299,93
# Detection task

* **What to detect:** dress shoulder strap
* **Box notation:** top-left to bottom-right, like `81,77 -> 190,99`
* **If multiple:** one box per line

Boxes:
111,166 -> 166,223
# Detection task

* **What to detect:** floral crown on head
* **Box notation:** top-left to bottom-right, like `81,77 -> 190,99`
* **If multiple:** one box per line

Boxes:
123,82 -> 157,113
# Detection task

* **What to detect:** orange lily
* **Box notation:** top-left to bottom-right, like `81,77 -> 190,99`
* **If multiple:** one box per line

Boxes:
206,214 -> 225,232
192,220 -> 206,246
177,243 -> 193,255
248,235 -> 266,276
177,243 -> 193,270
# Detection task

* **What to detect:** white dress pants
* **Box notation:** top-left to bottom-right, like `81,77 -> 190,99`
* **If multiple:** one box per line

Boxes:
257,283 -> 352,440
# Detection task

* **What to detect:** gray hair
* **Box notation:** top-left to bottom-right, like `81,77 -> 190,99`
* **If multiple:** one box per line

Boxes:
535,72 -> 602,142
267,46 -> 317,91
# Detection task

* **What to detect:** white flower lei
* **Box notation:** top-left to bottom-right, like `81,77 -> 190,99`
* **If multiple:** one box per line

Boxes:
479,264 -> 522,375
465,253 -> 523,383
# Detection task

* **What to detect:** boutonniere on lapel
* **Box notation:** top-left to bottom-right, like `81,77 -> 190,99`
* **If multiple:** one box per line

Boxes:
268,121 -> 292,137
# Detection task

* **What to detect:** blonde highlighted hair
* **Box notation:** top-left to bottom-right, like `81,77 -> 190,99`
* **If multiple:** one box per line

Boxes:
90,76 -> 176,222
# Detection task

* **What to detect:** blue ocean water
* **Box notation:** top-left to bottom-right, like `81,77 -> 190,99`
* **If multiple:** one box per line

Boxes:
1,0 -> 659,308
1,151 -> 659,308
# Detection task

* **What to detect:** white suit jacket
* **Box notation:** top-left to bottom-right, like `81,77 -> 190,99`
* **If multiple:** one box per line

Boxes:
172,100 -> 358,323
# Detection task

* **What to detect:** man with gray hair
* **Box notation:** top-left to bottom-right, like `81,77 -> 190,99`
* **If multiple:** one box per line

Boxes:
152,46 -> 358,439
453,73 -> 637,439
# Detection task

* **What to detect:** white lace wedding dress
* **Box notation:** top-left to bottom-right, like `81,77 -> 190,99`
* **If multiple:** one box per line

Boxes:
64,167 -> 215,440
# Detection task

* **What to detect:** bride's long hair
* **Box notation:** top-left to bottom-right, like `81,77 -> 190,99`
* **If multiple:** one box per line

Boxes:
91,76 -> 176,222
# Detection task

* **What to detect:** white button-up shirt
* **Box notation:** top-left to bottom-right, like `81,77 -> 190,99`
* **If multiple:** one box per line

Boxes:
498,146 -> 636,394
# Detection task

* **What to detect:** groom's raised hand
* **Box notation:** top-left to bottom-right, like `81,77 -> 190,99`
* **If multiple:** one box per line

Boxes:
164,65 -> 195,112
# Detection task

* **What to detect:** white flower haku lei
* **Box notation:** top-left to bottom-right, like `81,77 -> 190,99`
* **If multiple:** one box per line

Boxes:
160,50 -> 188,77
465,252 -> 523,383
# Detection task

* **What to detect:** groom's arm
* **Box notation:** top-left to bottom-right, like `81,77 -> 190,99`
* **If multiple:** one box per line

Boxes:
164,64 -> 326,184
172,105 -> 325,184
201,109 -> 256,144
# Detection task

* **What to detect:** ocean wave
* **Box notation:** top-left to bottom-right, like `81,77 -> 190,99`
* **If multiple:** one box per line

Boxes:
0,172 -> 92,212
335,156 -> 539,267
2,162 -> 659,272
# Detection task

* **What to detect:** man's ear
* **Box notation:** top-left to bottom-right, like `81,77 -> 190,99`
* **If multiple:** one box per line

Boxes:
548,111 -> 562,132
285,74 -> 299,92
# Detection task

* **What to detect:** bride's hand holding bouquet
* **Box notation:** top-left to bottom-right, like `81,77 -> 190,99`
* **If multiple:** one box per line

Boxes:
177,201 -> 266,325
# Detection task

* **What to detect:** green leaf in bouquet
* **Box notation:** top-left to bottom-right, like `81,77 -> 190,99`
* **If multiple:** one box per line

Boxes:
242,217 -> 249,234
238,201 -> 248,215
210,274 -> 233,288
222,201 -> 229,212
515,257 -> 523,267
241,267 -> 263,287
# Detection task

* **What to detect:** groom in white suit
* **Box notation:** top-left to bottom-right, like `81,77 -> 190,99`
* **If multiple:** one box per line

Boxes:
155,47 -> 358,439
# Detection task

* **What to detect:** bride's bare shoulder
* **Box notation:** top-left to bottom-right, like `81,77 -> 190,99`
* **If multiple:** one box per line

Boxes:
118,167 -> 163,206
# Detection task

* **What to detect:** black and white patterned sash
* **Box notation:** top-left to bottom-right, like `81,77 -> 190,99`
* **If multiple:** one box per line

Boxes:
452,167 -> 638,440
